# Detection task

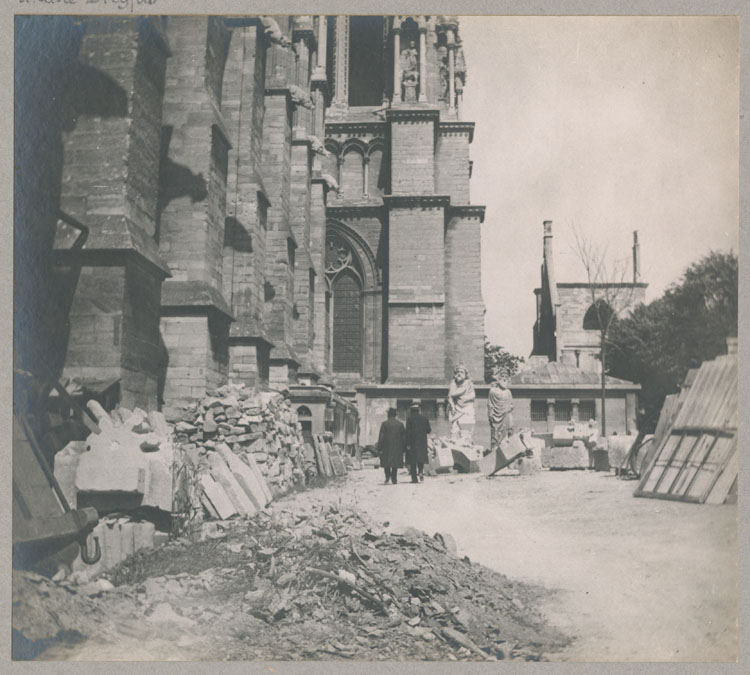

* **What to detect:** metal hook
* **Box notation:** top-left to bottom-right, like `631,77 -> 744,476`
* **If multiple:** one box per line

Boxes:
80,534 -> 101,565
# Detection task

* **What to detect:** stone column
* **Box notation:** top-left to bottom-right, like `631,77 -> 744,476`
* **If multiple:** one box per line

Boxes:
392,26 -> 401,103
447,31 -> 456,115
363,155 -> 370,196
333,16 -> 348,106
547,399 -> 556,433
317,15 -> 327,70
418,26 -> 427,102
571,398 -> 580,422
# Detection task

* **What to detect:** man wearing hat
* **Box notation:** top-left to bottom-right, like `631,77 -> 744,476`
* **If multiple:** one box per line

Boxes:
377,407 -> 405,484
405,400 -> 431,483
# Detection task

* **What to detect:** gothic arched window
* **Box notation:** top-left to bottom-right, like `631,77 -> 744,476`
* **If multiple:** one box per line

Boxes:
326,234 -> 363,374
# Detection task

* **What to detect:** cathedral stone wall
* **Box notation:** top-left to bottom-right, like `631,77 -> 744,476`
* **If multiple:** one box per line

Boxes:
58,18 -> 170,411
388,204 -> 445,303
445,211 -> 485,379
18,15 -> 487,434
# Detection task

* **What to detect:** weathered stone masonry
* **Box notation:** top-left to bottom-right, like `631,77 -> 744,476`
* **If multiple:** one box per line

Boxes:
17,15 -> 487,447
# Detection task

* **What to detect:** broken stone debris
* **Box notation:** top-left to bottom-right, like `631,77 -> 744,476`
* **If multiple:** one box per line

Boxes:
52,383 -> 351,580
171,383 -> 347,528
13,503 -> 566,661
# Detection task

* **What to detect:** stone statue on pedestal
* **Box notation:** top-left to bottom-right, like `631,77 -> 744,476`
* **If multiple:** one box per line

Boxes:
447,363 -> 476,440
488,367 -> 514,451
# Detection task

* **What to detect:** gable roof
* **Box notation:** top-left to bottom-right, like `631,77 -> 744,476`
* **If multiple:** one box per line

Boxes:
511,361 -> 638,390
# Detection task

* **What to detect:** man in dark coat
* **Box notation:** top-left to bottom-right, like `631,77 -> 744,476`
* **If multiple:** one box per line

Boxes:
405,401 -> 431,483
377,408 -> 405,484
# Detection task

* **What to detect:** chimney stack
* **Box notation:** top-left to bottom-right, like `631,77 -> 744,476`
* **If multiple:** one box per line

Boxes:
543,220 -> 553,263
632,230 -> 640,283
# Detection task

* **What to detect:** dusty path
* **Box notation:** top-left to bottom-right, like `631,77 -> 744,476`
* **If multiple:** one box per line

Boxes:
280,467 -> 738,661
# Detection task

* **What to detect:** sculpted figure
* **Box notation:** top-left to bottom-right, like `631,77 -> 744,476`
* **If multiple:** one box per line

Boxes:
447,363 -> 476,439
400,40 -> 419,101
488,367 -> 514,450
438,55 -> 449,100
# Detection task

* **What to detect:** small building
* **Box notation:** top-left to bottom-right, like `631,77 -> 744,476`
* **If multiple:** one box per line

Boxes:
288,384 -> 360,452
509,361 -> 640,438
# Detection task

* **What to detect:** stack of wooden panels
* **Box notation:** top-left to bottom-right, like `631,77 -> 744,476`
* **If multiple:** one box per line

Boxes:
635,353 -> 737,505
312,434 -> 348,478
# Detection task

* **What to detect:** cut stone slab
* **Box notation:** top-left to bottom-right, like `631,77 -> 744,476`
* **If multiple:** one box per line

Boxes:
76,452 -> 147,495
432,442 -> 455,472
542,442 -> 589,470
552,422 -> 598,447
244,451 -> 273,505
215,443 -> 267,510
207,453 -> 258,515
199,474 -> 237,520
144,456 -> 174,511
450,445 -> 483,473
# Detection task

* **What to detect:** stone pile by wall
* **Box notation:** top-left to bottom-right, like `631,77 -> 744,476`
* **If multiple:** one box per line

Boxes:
54,385 -> 327,578
170,383 -> 319,528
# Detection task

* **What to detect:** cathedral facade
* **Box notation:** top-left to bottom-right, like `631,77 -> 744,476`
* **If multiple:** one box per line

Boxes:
15,15 -> 486,447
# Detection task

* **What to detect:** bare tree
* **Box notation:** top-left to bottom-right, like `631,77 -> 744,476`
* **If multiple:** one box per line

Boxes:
572,227 -> 636,436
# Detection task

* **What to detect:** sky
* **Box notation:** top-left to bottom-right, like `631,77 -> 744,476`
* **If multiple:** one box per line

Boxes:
459,16 -> 739,357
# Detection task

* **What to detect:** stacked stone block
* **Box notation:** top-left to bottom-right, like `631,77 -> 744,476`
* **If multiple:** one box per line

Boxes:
388,111 -> 438,195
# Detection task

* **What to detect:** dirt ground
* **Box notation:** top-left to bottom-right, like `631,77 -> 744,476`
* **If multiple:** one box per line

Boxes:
15,464 -> 737,662
283,466 -> 738,662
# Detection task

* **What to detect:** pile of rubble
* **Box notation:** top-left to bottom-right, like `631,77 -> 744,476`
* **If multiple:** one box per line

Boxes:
13,503 -> 568,661
170,384 -> 328,527
52,384 -> 347,579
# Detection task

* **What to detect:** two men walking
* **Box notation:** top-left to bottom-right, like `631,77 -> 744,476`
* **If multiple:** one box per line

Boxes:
377,401 -> 431,484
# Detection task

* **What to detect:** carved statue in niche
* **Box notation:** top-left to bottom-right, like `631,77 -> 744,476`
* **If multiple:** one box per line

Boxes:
438,53 -> 449,101
455,46 -> 466,98
400,39 -> 419,102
